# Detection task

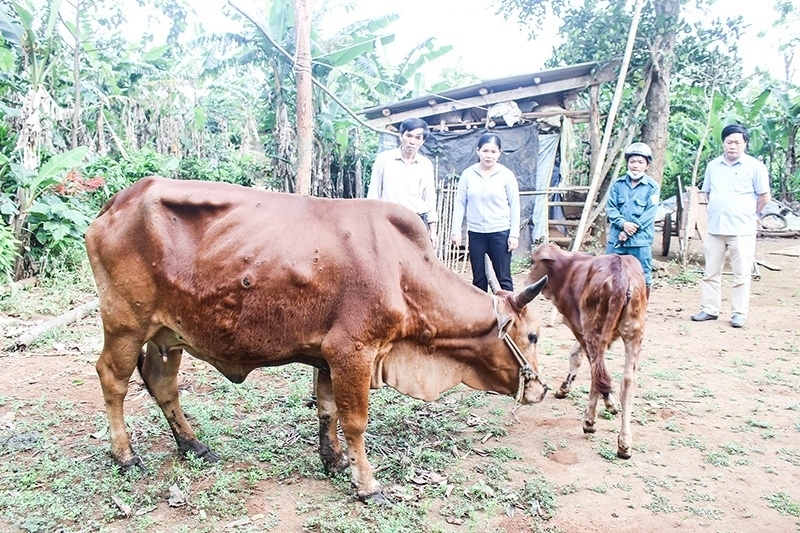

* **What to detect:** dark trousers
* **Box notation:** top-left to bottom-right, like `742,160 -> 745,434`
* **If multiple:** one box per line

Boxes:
468,230 -> 513,292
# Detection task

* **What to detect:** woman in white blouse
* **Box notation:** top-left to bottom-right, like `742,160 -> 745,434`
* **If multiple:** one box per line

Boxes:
450,133 -> 520,291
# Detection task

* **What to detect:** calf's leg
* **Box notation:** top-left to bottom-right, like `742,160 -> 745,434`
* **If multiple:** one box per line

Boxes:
554,341 -> 584,398
138,344 -> 219,461
617,335 -> 643,459
582,341 -> 613,434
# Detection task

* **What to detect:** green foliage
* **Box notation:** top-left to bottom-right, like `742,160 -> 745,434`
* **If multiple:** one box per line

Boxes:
25,194 -> 93,271
0,221 -> 18,281
176,152 -> 275,188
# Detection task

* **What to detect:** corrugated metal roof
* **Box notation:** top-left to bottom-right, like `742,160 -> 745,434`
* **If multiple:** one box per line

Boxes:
361,61 -> 605,121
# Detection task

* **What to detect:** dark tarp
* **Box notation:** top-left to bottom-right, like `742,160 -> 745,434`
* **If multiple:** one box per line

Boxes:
376,123 -> 560,255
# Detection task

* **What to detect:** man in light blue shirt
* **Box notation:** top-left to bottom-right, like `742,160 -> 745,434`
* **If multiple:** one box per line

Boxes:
691,124 -> 771,328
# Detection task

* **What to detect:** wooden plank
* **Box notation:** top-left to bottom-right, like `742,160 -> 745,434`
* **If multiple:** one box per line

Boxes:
756,258 -> 782,271
770,244 -> 800,257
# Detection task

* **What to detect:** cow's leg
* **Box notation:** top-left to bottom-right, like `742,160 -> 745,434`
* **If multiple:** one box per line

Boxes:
139,343 -> 219,462
617,335 -> 643,459
96,334 -> 147,470
315,368 -> 348,474
325,345 -> 382,501
554,341 -> 584,398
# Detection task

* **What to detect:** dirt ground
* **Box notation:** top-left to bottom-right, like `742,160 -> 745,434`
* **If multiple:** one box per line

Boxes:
1,236 -> 799,532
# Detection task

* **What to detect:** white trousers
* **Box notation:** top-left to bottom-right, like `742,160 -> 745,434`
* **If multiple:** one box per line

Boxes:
700,233 -> 756,317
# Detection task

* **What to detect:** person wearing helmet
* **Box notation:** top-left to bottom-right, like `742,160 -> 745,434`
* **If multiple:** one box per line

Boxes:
605,141 -> 660,299
691,124 -> 771,329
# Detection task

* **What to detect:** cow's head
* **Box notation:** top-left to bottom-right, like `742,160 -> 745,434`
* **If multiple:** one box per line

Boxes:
485,256 -> 548,404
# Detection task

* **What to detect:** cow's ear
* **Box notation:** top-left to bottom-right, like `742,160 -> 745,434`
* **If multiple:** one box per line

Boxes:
497,315 -> 514,338
495,305 -> 514,339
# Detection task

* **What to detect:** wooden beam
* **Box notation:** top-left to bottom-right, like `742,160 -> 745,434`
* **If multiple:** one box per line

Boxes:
366,72 -> 615,129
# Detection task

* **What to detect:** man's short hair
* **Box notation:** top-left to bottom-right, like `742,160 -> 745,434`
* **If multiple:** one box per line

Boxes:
399,118 -> 430,140
722,124 -> 749,143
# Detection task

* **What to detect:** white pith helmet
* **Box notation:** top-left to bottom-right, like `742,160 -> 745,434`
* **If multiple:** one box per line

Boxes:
624,142 -> 653,162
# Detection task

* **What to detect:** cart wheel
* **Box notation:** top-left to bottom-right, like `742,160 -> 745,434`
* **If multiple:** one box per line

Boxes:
661,212 -> 672,256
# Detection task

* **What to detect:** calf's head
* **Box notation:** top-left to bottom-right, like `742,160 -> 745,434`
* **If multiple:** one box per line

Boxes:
525,243 -> 564,298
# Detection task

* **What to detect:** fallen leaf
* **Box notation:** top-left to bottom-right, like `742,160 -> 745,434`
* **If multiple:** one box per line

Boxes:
111,494 -> 131,517
167,484 -> 186,507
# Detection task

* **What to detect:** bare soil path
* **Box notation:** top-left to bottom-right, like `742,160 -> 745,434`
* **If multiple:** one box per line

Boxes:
1,237 -> 798,532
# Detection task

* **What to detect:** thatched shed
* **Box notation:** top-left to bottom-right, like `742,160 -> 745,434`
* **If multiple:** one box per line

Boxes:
361,60 -> 616,258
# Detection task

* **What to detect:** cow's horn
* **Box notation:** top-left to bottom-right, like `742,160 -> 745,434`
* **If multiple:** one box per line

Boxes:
514,275 -> 548,308
484,254 -> 502,294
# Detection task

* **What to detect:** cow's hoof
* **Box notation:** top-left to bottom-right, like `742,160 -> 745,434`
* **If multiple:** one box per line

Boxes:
582,422 -> 596,434
605,405 -> 619,416
554,388 -> 570,399
617,447 -> 632,460
180,441 -> 220,463
322,455 -> 349,475
359,490 -> 392,505
196,447 -> 220,463
120,455 -> 147,474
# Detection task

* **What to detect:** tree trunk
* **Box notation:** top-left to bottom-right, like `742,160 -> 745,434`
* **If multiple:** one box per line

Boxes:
641,0 -> 680,187
72,0 -> 82,150
784,124 -> 797,202
293,0 -> 314,196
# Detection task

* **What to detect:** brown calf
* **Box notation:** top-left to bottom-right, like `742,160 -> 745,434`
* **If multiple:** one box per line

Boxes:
526,243 -> 647,458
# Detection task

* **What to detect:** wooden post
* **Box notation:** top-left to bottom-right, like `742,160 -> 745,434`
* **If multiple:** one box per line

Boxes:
570,0 -> 645,253
548,0 -> 645,326
293,0 -> 314,196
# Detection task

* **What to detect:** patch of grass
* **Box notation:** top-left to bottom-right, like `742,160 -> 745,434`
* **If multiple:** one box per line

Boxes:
1,362 -> 544,532
652,370 -> 682,382
732,357 -> 756,367
670,435 -> 706,451
511,256 -> 532,275
747,419 -> 772,429
693,387 -> 715,398
644,494 -> 678,514
597,445 -> 618,462
777,448 -> 800,466
763,492 -> 800,517
685,506 -> 724,520
559,482 -> 579,495
641,389 -> 675,401
589,483 -> 608,494
704,451 -> 730,467
668,269 -> 700,287
541,440 -> 558,457
514,475 -> 558,517
720,442 -> 747,455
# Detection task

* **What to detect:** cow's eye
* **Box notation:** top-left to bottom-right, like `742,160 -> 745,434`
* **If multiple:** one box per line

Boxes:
528,333 -> 538,344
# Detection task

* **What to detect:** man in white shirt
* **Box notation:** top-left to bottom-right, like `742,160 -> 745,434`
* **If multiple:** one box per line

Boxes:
691,124 -> 771,328
367,118 -> 437,245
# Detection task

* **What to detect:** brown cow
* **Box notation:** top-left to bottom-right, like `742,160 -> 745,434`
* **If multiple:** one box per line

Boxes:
85,176 -> 549,501
525,243 -> 646,459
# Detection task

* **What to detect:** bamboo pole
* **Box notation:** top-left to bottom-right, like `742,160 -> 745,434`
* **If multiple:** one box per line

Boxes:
548,0 -> 645,326
570,0 -> 645,252
680,82 -> 716,266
